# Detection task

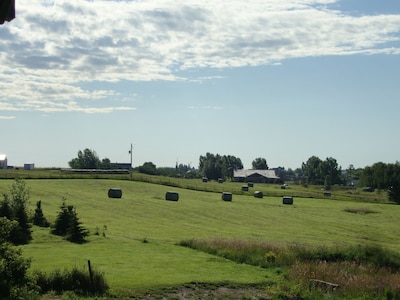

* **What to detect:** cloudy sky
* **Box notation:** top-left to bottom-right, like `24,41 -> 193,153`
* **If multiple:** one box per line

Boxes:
1,0 -> 400,170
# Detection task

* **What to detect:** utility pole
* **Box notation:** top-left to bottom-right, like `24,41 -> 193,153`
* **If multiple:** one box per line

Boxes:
129,143 -> 133,180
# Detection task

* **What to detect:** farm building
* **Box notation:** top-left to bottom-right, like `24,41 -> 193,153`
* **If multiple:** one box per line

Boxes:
233,169 -> 279,183
24,163 -> 35,170
0,154 -> 7,169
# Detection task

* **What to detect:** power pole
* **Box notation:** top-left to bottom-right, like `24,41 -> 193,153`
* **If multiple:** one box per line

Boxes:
129,143 -> 133,180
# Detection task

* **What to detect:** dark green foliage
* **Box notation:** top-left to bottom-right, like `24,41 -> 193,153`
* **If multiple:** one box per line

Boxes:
68,148 -> 112,169
0,218 -> 38,299
302,156 -> 342,186
66,209 -> 89,243
52,199 -> 89,243
198,152 -> 243,180
360,162 -> 400,191
251,157 -> 268,170
0,179 -> 32,245
138,161 -> 158,175
52,200 -> 73,236
33,200 -> 50,227
34,266 -> 108,295
388,181 -> 400,204
0,194 -> 12,219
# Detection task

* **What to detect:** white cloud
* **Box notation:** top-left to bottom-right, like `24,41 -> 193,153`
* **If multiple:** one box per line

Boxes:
0,116 -> 16,120
0,0 -> 399,113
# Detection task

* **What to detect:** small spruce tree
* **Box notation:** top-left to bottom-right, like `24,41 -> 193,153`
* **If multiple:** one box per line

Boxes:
33,200 -> 50,227
52,199 -> 74,236
52,199 -> 89,243
66,208 -> 89,243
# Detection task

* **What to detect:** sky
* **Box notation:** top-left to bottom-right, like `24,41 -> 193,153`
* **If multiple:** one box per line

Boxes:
1,0 -> 400,170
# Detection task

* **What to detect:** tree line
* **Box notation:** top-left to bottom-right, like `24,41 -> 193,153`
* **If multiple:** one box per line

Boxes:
67,148 -> 400,203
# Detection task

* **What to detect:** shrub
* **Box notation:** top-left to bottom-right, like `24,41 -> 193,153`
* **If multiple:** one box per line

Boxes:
34,266 -> 109,295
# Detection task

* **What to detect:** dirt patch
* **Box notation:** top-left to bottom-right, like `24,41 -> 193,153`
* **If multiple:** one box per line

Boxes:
140,283 -> 273,300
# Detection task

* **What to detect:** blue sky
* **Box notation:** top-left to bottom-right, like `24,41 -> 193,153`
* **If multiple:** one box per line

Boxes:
1,0 -> 400,170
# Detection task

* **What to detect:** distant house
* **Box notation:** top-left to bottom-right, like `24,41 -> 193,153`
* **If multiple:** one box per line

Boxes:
233,169 -> 279,183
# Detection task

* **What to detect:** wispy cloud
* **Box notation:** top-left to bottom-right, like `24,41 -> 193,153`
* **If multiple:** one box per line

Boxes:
0,0 -> 399,113
0,116 -> 16,120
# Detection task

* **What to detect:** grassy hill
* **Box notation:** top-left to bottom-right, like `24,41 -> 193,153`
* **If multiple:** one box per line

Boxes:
0,177 -> 398,298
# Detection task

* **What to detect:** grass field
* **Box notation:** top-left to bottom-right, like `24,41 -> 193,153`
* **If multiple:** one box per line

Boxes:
0,177 -> 398,298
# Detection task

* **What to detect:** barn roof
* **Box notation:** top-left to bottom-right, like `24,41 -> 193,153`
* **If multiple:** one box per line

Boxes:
233,169 -> 279,179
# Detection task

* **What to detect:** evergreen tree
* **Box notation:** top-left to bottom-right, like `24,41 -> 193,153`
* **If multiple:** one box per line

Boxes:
33,200 -> 49,227
52,199 -> 89,243
52,200 -> 74,236
66,208 -> 89,243
0,194 -> 12,219
10,203 -> 32,245
2,179 -> 32,245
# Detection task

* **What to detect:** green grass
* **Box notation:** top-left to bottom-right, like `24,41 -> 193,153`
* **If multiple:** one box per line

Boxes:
0,178 -> 398,298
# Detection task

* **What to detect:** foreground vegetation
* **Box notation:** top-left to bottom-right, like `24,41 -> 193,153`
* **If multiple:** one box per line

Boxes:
1,176 -> 400,299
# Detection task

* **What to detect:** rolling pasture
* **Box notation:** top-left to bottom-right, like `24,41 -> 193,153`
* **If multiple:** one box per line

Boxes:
0,178 -> 398,297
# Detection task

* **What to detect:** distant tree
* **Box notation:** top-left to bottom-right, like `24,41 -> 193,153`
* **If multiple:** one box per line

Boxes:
388,181 -> 400,204
302,156 -> 323,185
33,200 -> 49,227
359,162 -> 400,190
199,153 -> 243,180
100,158 -> 112,169
320,157 -> 342,187
252,157 -> 268,170
68,148 -> 101,169
138,162 -> 158,175
302,156 -> 341,186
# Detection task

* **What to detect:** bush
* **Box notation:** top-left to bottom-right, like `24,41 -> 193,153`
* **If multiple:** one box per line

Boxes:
34,266 -> 108,295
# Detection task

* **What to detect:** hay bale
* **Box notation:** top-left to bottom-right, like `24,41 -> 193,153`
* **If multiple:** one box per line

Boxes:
281,185 -> 286,189
165,191 -> 179,201
247,182 -> 254,187
202,177 -> 208,183
242,185 -> 249,192
254,191 -> 263,198
218,178 -> 224,183
323,191 -> 331,197
282,196 -> 293,205
108,188 -> 122,198
222,192 -> 232,201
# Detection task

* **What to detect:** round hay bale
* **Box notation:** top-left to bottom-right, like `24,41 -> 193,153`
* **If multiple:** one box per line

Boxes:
242,185 -> 249,192
108,188 -> 122,198
323,191 -> 331,197
282,196 -> 293,205
247,182 -> 254,187
222,192 -> 232,201
254,191 -> 263,198
218,178 -> 224,183
165,191 -> 179,201
202,177 -> 208,183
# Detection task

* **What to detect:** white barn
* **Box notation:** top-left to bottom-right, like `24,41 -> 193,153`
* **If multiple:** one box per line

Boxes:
0,154 -> 7,169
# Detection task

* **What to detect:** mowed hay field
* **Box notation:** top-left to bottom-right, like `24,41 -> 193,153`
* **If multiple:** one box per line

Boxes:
1,179 -> 400,296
